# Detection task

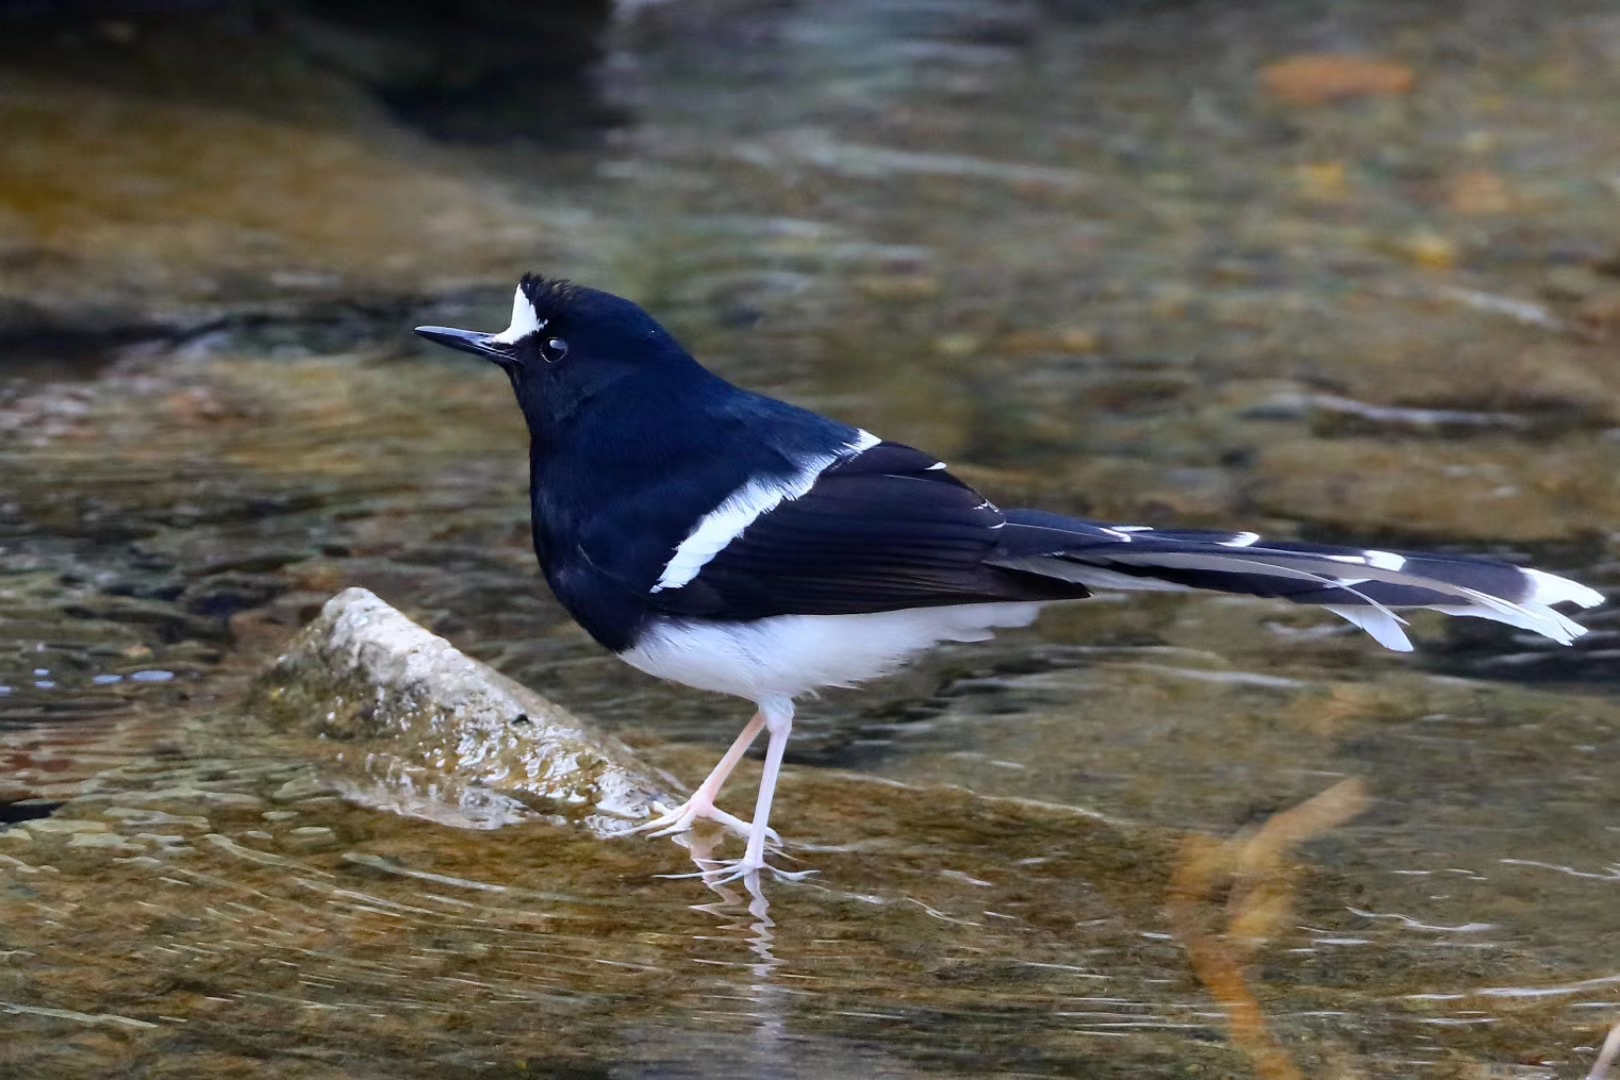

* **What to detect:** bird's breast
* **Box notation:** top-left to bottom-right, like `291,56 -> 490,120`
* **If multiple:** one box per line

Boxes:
619,603 -> 1044,703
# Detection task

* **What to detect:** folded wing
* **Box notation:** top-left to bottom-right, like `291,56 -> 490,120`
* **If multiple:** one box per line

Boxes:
648,443 -> 1088,620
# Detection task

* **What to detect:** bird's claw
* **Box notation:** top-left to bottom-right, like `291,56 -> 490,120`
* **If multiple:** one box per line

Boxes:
630,798 -> 781,846
656,855 -> 816,886
703,860 -> 819,887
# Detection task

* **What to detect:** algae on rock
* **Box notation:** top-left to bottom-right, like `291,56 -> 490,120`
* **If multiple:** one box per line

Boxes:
252,587 -> 673,835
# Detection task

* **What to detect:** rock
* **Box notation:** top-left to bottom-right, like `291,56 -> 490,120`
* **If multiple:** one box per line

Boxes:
66,832 -> 142,853
130,789 -> 265,813
1260,54 -> 1415,107
1391,228 -> 1458,270
270,773 -> 343,803
1444,169 -> 1515,215
21,817 -> 109,836
1291,160 -> 1350,202
252,587 -> 672,836
283,826 -> 339,852
1577,291 -> 1620,339
853,273 -> 943,301
998,326 -> 1103,356
101,808 -> 211,830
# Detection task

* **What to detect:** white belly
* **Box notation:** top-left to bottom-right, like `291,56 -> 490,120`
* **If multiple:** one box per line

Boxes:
619,602 -> 1044,703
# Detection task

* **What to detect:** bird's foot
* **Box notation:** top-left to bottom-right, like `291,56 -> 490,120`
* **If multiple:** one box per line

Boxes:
662,851 -> 818,886
707,857 -> 818,887
630,795 -> 781,845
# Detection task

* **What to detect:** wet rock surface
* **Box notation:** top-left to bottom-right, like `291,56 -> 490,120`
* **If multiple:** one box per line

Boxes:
3,0 -> 1620,1076
253,587 -> 672,833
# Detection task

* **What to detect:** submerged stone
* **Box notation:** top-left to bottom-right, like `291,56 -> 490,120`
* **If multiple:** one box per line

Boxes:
21,817 -> 109,836
251,587 -> 672,836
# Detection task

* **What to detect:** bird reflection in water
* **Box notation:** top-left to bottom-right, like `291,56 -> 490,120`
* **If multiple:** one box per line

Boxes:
671,829 -> 800,1069
670,827 -> 779,978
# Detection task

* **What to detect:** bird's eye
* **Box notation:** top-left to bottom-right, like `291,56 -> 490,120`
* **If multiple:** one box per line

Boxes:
540,337 -> 568,363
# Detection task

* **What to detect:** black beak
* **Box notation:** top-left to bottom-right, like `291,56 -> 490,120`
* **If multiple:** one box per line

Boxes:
414,325 -> 506,362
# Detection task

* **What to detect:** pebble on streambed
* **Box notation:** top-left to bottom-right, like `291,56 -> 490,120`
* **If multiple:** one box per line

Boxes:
250,587 -> 675,836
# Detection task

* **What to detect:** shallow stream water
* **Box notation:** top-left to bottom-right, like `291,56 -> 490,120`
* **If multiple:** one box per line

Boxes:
3,1 -> 1620,1076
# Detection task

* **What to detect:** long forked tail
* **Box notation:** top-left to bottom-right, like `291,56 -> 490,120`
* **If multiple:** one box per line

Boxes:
986,509 -> 1604,652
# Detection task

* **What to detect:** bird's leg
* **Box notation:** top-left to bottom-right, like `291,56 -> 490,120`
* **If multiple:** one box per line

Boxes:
632,710 -> 776,842
711,697 -> 810,884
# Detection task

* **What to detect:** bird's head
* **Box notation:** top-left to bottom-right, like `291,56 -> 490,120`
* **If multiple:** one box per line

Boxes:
415,275 -> 701,432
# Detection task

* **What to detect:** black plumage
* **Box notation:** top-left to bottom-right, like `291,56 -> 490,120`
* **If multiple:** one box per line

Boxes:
415,275 -> 1604,881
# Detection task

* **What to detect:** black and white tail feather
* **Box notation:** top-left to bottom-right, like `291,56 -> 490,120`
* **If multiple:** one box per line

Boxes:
987,510 -> 1602,651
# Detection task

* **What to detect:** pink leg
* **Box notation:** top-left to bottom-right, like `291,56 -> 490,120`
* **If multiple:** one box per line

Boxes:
632,711 -> 775,842
737,699 -> 794,874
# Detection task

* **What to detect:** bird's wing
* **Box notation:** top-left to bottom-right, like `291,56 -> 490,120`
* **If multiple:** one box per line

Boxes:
645,442 -> 1086,620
